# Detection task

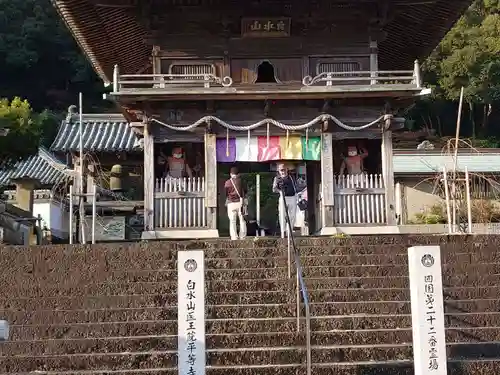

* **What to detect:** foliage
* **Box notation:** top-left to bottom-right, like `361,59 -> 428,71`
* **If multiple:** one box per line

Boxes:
409,200 -> 500,224
417,0 -> 500,137
408,205 -> 447,225
0,0 -> 104,111
0,97 -> 58,165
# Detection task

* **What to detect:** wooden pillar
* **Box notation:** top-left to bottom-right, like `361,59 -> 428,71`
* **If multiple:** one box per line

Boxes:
86,164 -> 95,203
369,40 -> 378,85
320,132 -> 335,228
143,123 -> 155,231
204,132 -> 218,230
152,45 -> 161,74
381,130 -> 396,225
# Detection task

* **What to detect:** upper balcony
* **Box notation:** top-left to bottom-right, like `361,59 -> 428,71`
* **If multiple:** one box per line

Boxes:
109,60 -> 428,101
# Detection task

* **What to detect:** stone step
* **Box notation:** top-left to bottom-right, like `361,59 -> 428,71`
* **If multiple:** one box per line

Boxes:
2,234 -> 496,257
312,342 -> 500,363
5,248 -> 500,279
4,299 -> 499,326
0,290 -> 299,309
8,319 -> 298,340
5,261 -> 499,287
0,347 -> 303,372
0,366 -> 291,375
5,270 -> 499,298
1,267 -> 291,285
9,249 -> 499,273
2,304 -> 297,324
5,286 -> 500,310
6,270 -> 499,300
6,359 -> 500,375
6,341 -> 498,372
5,328 -> 500,356
303,262 -> 500,278
321,298 -> 500,316
9,311 -> 500,340
0,279 -> 291,298
312,360 -> 500,375
308,272 -> 500,289
0,332 -> 306,355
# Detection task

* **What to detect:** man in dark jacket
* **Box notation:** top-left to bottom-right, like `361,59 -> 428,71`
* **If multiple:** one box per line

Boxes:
224,166 -> 247,240
273,163 -> 298,238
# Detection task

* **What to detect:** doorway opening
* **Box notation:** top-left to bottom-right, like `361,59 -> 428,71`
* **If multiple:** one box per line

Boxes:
217,161 -> 319,237
255,61 -> 277,83
332,139 -> 382,175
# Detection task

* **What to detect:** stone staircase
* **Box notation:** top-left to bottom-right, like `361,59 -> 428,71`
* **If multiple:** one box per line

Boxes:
0,235 -> 500,374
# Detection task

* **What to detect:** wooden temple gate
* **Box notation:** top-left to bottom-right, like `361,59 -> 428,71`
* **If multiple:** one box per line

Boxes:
333,174 -> 386,225
143,121 -> 396,238
154,177 -> 207,228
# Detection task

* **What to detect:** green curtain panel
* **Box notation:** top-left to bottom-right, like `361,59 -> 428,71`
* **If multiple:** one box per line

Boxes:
301,136 -> 321,160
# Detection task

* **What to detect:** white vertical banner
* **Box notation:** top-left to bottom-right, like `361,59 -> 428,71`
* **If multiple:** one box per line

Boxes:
178,250 -> 205,375
408,246 -> 447,375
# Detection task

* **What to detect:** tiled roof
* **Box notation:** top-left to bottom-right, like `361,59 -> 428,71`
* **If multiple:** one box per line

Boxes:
0,147 -> 72,187
50,113 -> 142,153
53,0 -> 472,81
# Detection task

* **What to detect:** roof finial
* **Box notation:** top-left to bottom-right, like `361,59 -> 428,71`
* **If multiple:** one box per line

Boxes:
66,105 -> 77,122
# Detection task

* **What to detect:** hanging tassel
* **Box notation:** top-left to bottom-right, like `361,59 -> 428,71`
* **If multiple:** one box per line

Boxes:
226,128 -> 230,157
247,129 -> 251,147
305,128 -> 309,151
286,130 -> 289,148
266,122 -> 270,148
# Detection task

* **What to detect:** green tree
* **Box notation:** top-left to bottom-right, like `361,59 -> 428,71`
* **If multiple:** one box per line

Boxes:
423,0 -> 500,137
0,97 -> 58,164
0,0 -> 104,111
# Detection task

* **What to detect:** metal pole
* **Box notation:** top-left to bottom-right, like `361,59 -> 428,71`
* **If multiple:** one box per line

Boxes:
79,92 -> 86,244
443,167 -> 452,234
256,174 -> 261,235
451,87 -> 464,230
281,191 -> 291,278
296,267 -> 300,332
69,185 -> 73,244
305,302 -> 312,375
464,167 -> 472,233
92,184 -> 96,244
287,220 -> 291,278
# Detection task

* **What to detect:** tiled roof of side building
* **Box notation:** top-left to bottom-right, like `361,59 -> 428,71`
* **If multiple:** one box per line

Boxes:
393,149 -> 500,174
0,147 -> 73,188
50,113 -> 142,153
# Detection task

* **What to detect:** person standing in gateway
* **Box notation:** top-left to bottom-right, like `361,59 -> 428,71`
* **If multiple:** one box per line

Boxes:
273,163 -> 298,238
224,167 -> 247,240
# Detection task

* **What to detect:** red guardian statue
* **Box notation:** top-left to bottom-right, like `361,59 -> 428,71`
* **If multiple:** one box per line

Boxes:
339,144 -> 368,176
166,147 -> 193,179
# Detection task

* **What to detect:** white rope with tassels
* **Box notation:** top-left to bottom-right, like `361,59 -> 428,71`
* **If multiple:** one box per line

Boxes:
150,114 -> 391,132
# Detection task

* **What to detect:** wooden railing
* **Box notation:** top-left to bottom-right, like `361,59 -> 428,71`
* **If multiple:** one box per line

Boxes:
154,177 -> 207,229
111,60 -> 422,92
333,174 -> 386,225
303,60 -> 421,88
113,65 -> 233,91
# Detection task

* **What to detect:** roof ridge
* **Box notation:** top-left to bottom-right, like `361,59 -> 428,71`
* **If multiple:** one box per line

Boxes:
69,113 -> 127,123
38,148 -> 74,177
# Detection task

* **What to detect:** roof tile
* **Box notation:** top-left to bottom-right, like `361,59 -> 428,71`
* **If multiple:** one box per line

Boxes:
0,148 -> 72,187
50,115 -> 142,153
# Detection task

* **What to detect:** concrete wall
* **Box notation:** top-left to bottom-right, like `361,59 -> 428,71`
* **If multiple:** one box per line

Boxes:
396,177 -> 444,223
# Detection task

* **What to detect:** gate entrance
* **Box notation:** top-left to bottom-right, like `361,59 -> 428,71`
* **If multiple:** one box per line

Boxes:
217,162 -> 315,237
331,138 -> 387,225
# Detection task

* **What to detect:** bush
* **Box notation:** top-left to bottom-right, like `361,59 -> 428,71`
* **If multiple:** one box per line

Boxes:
409,199 -> 500,224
